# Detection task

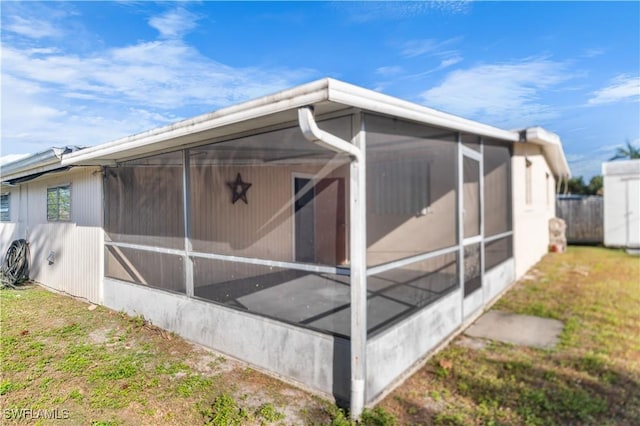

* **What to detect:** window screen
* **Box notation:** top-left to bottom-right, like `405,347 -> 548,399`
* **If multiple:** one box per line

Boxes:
484,236 -> 513,271
0,194 -> 9,222
105,246 -> 185,294
188,118 -> 350,265
47,185 -> 71,221
105,151 -> 185,249
483,140 -> 512,236
365,114 -> 457,266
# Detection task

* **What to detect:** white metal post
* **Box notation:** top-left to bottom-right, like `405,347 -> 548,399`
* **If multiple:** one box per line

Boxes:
349,112 -> 367,419
182,150 -> 194,297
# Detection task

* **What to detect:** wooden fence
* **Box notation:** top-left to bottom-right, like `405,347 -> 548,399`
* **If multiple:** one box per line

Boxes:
556,195 -> 603,244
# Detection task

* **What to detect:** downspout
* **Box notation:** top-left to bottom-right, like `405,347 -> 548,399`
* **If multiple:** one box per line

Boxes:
298,107 -> 367,420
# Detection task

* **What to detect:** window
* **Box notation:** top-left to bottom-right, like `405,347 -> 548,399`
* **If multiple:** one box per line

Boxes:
0,194 -> 9,222
47,185 -> 71,221
372,158 -> 431,215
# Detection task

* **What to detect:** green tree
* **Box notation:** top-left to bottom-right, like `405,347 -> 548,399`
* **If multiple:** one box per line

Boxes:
588,175 -> 603,195
563,175 -> 602,195
610,140 -> 640,160
566,176 -> 587,195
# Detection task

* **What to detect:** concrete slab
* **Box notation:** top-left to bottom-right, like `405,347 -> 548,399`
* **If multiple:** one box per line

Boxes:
465,310 -> 564,349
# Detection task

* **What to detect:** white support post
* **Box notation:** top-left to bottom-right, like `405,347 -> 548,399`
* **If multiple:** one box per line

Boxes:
298,107 -> 367,419
349,112 -> 367,420
182,150 -> 194,297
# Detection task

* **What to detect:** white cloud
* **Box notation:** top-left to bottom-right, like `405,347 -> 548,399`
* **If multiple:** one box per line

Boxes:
0,154 -> 31,166
338,1 -> 472,23
1,7 -> 317,155
400,37 -> 462,58
4,15 -> 62,39
421,58 -> 573,127
148,8 -> 199,39
582,48 -> 605,58
439,56 -> 463,68
376,66 -> 404,76
587,75 -> 640,105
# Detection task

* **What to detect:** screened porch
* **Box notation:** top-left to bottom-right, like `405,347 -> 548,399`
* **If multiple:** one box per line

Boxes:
103,112 -> 513,339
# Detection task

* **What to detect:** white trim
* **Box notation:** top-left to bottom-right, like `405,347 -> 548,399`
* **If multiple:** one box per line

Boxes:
62,79 -> 521,167
366,245 -> 459,276
103,241 -> 350,276
484,231 -> 513,243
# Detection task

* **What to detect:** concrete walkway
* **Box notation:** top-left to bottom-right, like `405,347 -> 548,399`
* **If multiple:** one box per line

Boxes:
465,310 -> 564,349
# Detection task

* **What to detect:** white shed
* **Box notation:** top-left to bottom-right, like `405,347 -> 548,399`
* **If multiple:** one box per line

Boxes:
602,159 -> 640,250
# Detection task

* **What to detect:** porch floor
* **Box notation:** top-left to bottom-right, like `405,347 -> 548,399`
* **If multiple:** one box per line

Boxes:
195,268 -> 457,337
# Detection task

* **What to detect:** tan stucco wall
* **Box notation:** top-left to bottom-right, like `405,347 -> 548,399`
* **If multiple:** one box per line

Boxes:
512,143 -> 556,278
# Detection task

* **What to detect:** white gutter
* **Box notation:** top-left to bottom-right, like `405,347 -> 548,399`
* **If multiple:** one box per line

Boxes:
1,147 -> 79,182
327,79 -> 519,143
298,106 -> 367,420
524,127 -> 571,178
298,107 -> 362,161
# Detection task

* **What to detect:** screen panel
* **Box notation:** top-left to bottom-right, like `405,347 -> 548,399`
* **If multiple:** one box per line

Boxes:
365,114 -> 458,266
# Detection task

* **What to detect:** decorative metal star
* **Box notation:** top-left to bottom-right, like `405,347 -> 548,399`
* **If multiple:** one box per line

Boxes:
227,173 -> 252,204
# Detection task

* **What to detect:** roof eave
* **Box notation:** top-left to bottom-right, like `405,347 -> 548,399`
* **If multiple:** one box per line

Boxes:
61,79 -> 333,166
62,78 -> 525,166
1,148 -> 74,182
524,126 -> 571,178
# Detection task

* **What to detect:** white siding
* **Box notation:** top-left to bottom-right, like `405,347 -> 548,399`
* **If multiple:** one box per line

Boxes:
512,144 -> 556,278
0,167 -> 103,303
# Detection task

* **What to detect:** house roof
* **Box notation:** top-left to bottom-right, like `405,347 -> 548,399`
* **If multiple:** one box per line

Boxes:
1,146 -> 82,184
3,78 -> 570,179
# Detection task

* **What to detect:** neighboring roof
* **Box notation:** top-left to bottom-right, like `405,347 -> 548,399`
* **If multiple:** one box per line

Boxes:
62,78 -> 525,166
602,158 -> 640,176
0,146 -> 83,184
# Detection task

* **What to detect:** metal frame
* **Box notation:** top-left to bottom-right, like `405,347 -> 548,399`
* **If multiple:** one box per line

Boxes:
459,138 -> 485,301
291,172 -> 318,264
104,240 -> 350,276
366,244 -> 459,276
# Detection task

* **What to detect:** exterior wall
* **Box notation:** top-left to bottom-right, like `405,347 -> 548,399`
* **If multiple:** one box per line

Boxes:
603,159 -> 640,248
103,277 -> 350,401
0,186 -> 23,248
190,163 -> 348,263
0,167 -> 103,303
365,258 -> 516,403
512,143 -> 556,278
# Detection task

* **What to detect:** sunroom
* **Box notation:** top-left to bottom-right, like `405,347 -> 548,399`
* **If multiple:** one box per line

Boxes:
63,79 -> 517,416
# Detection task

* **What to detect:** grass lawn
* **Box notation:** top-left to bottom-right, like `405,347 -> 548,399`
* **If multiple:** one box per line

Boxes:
1,246 -> 638,425
0,287 -> 332,425
379,246 -> 640,425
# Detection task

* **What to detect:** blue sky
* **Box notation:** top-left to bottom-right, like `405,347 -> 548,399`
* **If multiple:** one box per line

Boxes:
1,1 -> 639,179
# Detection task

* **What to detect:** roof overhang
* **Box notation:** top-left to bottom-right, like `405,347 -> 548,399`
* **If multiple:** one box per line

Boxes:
522,126 -> 571,178
61,78 -> 520,167
1,147 -> 81,184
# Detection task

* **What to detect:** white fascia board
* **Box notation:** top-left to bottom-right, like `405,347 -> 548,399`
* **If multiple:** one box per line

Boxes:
62,77 -> 524,167
327,79 -> 519,142
524,126 -> 571,178
62,80 -> 332,166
